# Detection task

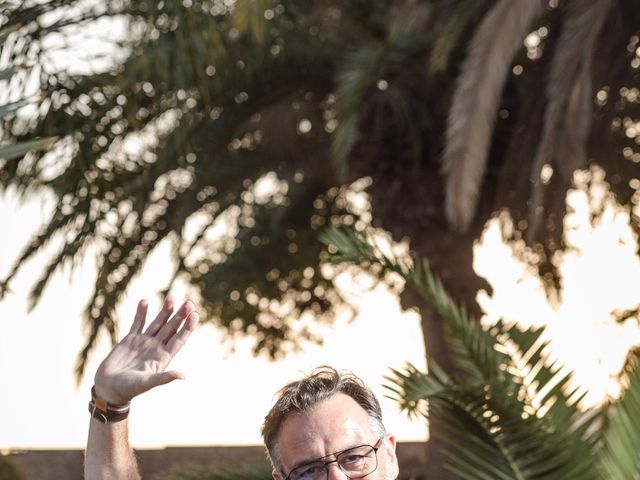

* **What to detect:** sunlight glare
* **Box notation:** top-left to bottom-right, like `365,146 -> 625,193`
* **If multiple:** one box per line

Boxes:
475,169 -> 640,407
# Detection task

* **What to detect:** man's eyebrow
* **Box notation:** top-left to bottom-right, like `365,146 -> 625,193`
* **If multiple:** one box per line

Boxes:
289,457 -> 323,472
289,443 -> 363,471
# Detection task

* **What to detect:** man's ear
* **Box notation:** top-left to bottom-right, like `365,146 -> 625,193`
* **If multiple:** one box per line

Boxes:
383,434 -> 400,476
272,468 -> 282,480
385,434 -> 397,455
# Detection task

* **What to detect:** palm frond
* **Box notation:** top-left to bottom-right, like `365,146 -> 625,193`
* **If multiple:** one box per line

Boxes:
388,361 -> 598,480
1,0 -> 344,378
0,20 -> 57,165
498,321 -> 592,435
598,351 -> 640,479
428,0 -> 488,74
324,227 -> 599,479
526,0 -> 614,243
232,0 -> 276,44
332,6 -> 430,179
385,362 -> 454,419
0,136 -> 58,162
0,22 -> 23,43
321,227 -> 506,383
442,0 -> 546,232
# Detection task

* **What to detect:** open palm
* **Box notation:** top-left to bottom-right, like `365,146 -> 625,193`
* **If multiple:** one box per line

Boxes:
93,298 -> 199,405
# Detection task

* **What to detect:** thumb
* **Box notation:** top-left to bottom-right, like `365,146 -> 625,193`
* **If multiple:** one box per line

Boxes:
145,371 -> 185,390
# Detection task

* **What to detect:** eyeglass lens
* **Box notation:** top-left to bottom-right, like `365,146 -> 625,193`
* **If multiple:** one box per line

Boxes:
288,444 -> 378,480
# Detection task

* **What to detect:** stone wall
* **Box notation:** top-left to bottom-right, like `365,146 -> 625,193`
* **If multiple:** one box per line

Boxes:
7,442 -> 428,480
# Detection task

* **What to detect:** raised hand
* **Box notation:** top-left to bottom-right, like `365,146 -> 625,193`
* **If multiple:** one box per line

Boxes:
93,297 -> 200,405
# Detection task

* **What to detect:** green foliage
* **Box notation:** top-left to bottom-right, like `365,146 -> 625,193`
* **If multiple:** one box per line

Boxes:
158,462 -> 272,480
232,0 -> 277,44
1,0 -> 638,383
331,4 -> 431,177
0,456 -> 27,480
0,19 -> 57,162
0,0 -> 351,377
0,0 -> 456,377
598,352 -> 640,479
428,0 -> 488,73
323,227 -> 640,480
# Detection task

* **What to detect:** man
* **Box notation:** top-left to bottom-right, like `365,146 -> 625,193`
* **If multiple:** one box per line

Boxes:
85,297 -> 400,480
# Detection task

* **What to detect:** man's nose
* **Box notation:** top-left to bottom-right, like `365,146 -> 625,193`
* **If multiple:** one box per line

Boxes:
326,463 -> 349,480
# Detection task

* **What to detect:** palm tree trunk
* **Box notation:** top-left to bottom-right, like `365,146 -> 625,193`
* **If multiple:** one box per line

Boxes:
401,227 -> 489,480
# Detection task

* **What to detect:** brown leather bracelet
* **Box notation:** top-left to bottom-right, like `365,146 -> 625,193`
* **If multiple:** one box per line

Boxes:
88,386 -> 130,423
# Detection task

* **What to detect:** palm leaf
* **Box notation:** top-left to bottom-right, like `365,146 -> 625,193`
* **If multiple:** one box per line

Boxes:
442,0 -> 546,232
0,136 -> 58,162
0,98 -> 34,117
0,65 -> 21,81
0,23 -> 22,43
598,352 -> 640,479
0,17 -> 57,165
428,0 -> 488,74
1,0 -> 342,378
232,0 -> 276,43
322,227 -> 507,383
388,362 -> 598,480
332,6 -> 430,179
526,0 -> 614,244
498,321 -> 593,437
324,227 -> 599,479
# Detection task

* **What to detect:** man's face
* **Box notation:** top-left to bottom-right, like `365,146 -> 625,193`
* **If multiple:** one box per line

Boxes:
272,393 -> 399,480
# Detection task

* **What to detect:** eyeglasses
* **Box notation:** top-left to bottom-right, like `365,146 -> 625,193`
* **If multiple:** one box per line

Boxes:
285,436 -> 385,480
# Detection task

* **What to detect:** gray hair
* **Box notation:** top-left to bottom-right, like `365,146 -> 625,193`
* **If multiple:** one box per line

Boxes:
260,366 -> 386,474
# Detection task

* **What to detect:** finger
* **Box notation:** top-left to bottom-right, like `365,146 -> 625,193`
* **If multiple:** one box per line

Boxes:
128,299 -> 148,335
166,311 -> 199,357
157,301 -> 195,344
143,295 -> 175,336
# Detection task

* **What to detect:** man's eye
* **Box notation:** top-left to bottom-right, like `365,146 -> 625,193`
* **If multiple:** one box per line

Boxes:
341,454 -> 365,466
295,463 -> 324,480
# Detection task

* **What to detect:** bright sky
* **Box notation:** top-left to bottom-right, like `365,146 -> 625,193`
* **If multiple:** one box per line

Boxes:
0,187 -> 428,450
1,9 -> 640,452
1,169 -> 640,451
1,12 -> 428,450
475,170 -> 640,406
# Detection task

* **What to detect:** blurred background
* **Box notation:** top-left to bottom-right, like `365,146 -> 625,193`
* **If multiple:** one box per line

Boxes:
1,1 -> 639,479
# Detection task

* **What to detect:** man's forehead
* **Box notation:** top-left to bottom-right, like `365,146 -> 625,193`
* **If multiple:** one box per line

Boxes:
277,393 -> 376,469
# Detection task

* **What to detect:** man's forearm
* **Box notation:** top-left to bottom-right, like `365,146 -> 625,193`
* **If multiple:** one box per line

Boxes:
85,418 -> 141,480
84,297 -> 199,479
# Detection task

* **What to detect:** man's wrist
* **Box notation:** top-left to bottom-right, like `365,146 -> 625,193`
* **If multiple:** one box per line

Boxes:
93,380 -> 130,404
89,386 -> 131,424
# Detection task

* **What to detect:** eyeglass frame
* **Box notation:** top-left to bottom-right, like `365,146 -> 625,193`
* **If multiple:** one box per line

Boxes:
283,435 -> 387,480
